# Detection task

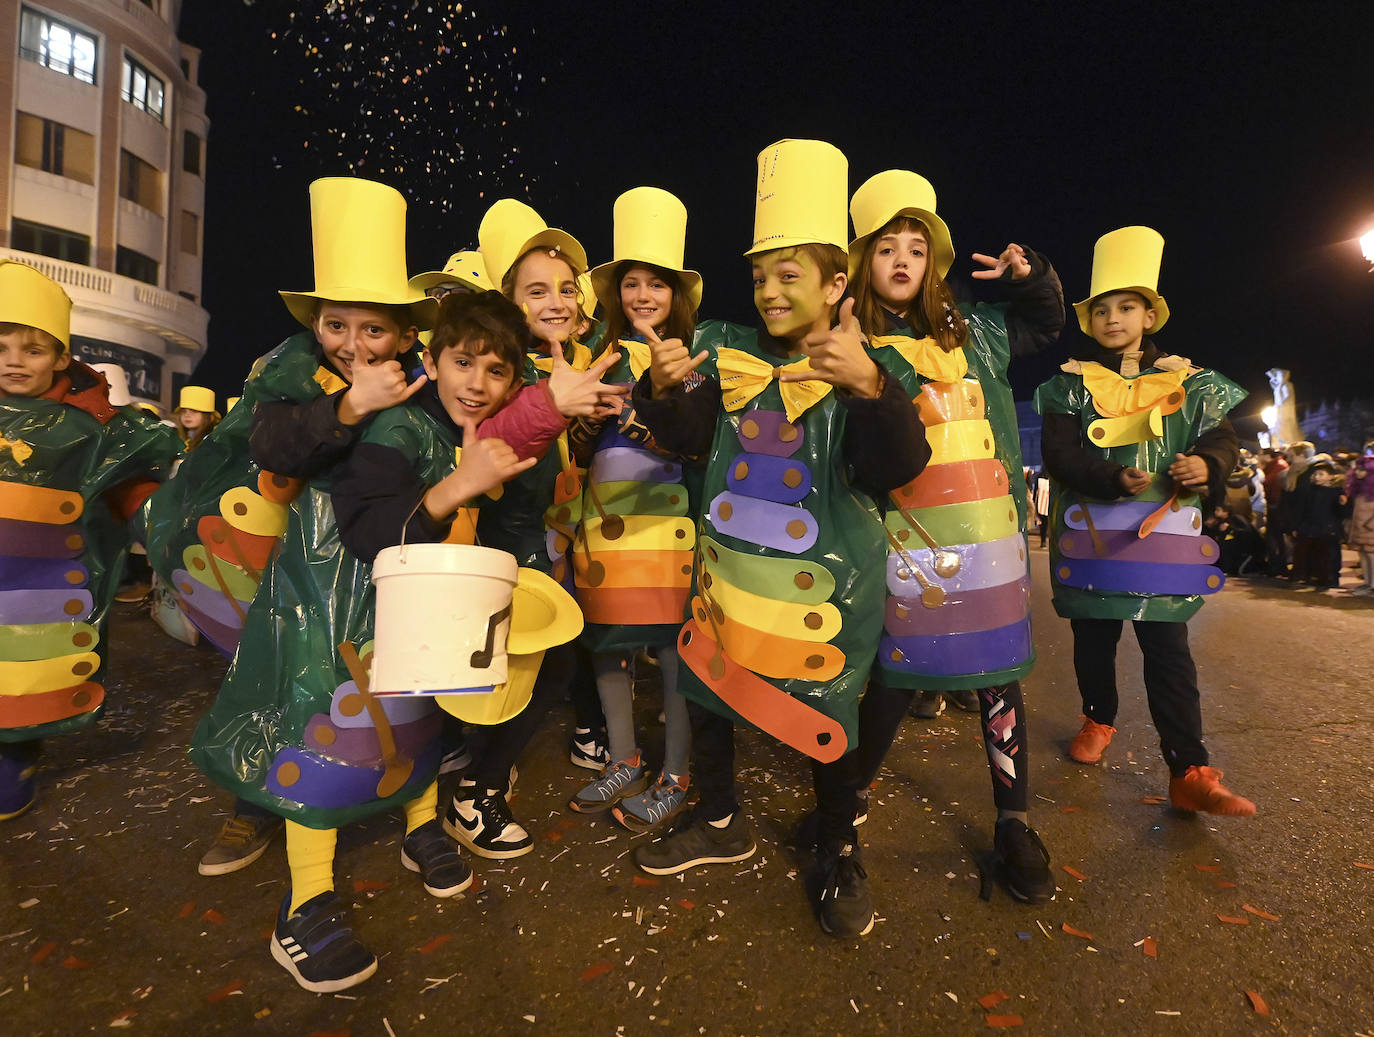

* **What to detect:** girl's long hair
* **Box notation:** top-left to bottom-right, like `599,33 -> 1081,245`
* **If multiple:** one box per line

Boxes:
597,261 -> 697,353
851,216 -> 966,352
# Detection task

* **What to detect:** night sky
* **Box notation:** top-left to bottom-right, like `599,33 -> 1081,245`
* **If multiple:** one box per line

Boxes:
178,2 -> 1374,420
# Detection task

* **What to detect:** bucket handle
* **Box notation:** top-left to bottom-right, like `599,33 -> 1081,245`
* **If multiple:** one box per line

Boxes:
396,494 -> 483,565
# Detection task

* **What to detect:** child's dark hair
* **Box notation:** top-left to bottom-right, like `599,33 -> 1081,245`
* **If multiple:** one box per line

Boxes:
598,262 -> 698,351
427,290 -> 532,374
753,243 -> 847,284
309,300 -> 414,329
851,215 -> 967,352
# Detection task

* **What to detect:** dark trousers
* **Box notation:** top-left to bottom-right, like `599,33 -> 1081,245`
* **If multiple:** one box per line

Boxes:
471,641 -> 577,793
1291,535 -> 1336,586
1070,618 -> 1206,775
568,642 -> 606,732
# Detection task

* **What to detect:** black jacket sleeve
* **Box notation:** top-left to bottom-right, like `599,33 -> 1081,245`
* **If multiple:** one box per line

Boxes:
630,372 -> 722,461
841,364 -> 931,499
250,391 -> 362,479
331,442 -> 452,563
1041,411 -> 1127,499
1191,418 -> 1240,505
999,249 -> 1066,358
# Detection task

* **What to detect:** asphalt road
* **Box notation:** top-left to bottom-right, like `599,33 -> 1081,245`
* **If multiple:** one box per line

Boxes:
2,549 -> 1371,1036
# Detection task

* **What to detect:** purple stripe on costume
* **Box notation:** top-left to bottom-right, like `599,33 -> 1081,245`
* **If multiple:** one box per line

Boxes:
590,447 -> 681,485
598,423 -> 649,452
1059,528 -> 1220,565
328,681 -> 437,728
884,576 -> 1030,637
0,555 -> 88,592
303,710 -> 443,765
0,588 -> 92,624
881,619 -> 1032,677
1063,499 -> 1202,537
885,533 -> 1027,596
1055,558 -> 1225,596
725,452 -> 812,504
172,569 -> 249,628
177,596 -> 241,657
708,492 -> 817,554
733,409 -> 804,457
266,742 -> 440,810
0,517 -> 83,559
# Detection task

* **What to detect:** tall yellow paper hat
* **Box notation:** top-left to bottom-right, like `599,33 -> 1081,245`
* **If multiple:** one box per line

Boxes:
176,385 -> 217,415
477,199 -> 588,288
279,177 -> 438,331
0,259 -> 71,349
589,187 -> 704,311
745,139 -> 849,257
1074,226 -> 1170,335
848,170 -> 955,281
409,249 -> 494,294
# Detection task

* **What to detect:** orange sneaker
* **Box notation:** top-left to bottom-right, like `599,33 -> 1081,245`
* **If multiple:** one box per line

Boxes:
1068,717 -> 1116,764
1168,766 -> 1256,817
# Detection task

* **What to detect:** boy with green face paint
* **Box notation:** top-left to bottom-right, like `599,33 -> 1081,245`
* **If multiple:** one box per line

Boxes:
627,140 -> 931,939
1035,226 -> 1255,818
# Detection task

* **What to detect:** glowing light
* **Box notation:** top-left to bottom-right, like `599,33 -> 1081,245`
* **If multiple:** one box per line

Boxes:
1361,230 -> 1374,264
1261,406 -> 1277,428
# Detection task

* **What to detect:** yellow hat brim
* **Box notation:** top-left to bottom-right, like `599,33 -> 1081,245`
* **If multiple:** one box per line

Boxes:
279,290 -> 439,332
847,206 -> 955,282
744,234 -> 849,259
588,259 -> 704,315
1073,289 -> 1170,336
507,567 -> 583,654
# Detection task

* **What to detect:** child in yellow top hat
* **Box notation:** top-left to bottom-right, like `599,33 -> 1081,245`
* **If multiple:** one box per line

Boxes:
0,260 -> 180,818
1034,226 -> 1254,818
826,168 -> 1066,904
627,141 -> 930,940
173,385 -> 220,452
565,186 -> 706,830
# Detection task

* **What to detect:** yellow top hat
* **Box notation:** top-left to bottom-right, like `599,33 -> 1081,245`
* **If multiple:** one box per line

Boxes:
409,249 -> 494,294
176,385 -> 217,414
848,169 -> 955,281
746,139 -> 849,257
0,259 -> 72,349
478,199 -> 588,288
132,401 -> 162,419
589,187 -> 704,311
1073,226 -> 1170,335
279,177 -> 439,332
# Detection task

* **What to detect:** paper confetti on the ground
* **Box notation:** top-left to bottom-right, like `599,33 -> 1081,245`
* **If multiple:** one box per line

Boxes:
1061,923 -> 1093,940
1217,914 -> 1250,925
1062,865 -> 1088,881
978,990 -> 1009,1010
417,935 -> 452,955
205,980 -> 243,1003
1142,937 -> 1158,958
580,962 -> 614,981
986,1014 -> 1024,1028
1242,904 -> 1280,921
1193,864 -> 1221,873
1245,990 -> 1271,1016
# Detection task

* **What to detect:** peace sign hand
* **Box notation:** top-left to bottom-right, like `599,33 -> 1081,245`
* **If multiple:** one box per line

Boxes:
636,320 -> 709,398
971,243 -> 1031,281
339,339 -> 427,425
546,346 -> 630,419
777,298 -> 882,398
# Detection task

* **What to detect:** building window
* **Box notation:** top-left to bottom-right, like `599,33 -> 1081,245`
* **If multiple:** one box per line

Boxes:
71,336 -> 164,400
116,246 -> 159,286
121,55 -> 165,121
118,149 -> 162,212
181,211 -> 199,255
14,112 -> 96,185
10,218 -> 91,265
183,130 -> 202,176
19,8 -> 97,85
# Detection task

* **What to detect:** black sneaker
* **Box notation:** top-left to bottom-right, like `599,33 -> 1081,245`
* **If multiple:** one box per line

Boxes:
854,790 -> 869,827
401,820 -> 474,897
815,841 -> 875,938
994,818 -> 1055,903
634,809 -> 756,876
911,690 -> 946,719
269,891 -> 377,993
444,781 -> 534,859
438,736 -> 473,776
570,728 -> 611,771
198,812 -> 283,876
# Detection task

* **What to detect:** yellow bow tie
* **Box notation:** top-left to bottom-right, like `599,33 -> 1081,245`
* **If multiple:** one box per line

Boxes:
0,436 -> 33,466
1080,362 -> 1189,418
532,340 -> 593,374
869,335 -> 969,383
313,366 -> 348,396
716,347 -> 831,424
619,340 -> 652,382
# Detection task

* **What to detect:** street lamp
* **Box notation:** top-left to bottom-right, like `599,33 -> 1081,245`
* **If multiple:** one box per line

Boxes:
1260,405 -> 1277,449
1362,229 -> 1374,269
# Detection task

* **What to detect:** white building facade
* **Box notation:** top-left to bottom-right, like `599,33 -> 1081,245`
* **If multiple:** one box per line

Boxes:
1,0 -> 208,408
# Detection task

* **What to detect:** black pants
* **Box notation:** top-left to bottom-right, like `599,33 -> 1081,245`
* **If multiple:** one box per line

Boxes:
813,676 -> 1030,818
1070,618 -> 1206,775
568,642 -> 606,732
470,642 -> 577,793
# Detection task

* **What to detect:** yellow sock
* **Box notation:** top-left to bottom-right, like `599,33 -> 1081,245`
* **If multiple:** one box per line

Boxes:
403,780 -> 439,835
286,822 -> 337,914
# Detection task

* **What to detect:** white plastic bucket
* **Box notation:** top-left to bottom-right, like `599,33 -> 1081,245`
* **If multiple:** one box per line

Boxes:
371,543 -> 518,695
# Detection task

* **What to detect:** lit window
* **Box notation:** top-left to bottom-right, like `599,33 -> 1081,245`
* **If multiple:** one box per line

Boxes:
122,55 -> 165,121
19,7 -> 98,84
14,112 -> 96,185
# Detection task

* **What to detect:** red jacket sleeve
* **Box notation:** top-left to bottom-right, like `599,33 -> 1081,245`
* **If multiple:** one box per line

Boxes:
476,381 -> 567,460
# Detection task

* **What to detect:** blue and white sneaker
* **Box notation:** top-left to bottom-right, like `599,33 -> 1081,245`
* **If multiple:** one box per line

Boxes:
269,891 -> 377,993
570,754 -> 648,814
401,820 -> 473,897
0,744 -> 40,821
613,772 -> 690,832
570,728 -> 611,771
